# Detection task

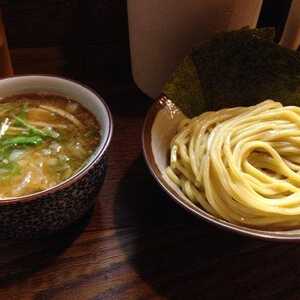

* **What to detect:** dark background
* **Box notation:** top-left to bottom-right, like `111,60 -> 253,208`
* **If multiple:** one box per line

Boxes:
0,0 -> 294,91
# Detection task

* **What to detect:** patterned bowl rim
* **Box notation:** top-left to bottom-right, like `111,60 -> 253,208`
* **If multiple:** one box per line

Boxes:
0,74 -> 113,205
142,95 -> 300,242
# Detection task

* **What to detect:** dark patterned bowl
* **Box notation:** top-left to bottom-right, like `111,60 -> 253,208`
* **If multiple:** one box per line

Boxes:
0,75 -> 113,239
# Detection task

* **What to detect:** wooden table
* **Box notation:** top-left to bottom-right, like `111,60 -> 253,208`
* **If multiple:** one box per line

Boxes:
1,49 -> 300,300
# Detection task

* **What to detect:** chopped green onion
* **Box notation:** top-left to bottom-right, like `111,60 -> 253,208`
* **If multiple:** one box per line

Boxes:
1,135 -> 43,146
15,116 -> 45,135
16,103 -> 28,121
15,116 -> 59,139
0,161 -> 20,181
0,144 -> 14,159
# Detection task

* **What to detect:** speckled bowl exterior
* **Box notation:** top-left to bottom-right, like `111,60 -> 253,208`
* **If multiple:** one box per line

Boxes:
0,75 -> 113,239
0,158 -> 107,239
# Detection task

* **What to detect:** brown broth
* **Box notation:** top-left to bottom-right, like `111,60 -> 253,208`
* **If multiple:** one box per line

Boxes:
0,93 -> 100,198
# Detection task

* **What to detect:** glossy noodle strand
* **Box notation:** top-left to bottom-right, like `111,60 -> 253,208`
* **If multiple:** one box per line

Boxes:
166,100 -> 300,229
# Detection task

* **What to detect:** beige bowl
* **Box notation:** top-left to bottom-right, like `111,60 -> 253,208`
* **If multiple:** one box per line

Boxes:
142,95 -> 300,241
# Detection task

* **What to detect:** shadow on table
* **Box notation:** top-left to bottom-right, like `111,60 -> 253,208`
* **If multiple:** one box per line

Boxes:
0,207 -> 93,286
114,156 -> 298,300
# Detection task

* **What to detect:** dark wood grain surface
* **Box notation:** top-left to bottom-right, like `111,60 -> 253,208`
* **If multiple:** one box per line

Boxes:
1,1 -> 300,299
0,47 -> 299,300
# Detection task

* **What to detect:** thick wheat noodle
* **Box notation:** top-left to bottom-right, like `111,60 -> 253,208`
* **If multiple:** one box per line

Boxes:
28,121 -> 68,129
27,107 -> 51,114
40,105 -> 83,128
7,126 -> 25,132
166,100 -> 300,229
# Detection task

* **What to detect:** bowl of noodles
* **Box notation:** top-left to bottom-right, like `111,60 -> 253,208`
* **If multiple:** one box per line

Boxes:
143,95 -> 300,241
0,75 -> 113,239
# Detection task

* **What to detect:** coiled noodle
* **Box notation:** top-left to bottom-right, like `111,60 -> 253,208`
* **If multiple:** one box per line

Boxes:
166,100 -> 300,229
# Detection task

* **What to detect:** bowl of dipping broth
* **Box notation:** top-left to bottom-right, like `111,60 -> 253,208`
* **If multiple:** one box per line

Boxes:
0,75 -> 113,239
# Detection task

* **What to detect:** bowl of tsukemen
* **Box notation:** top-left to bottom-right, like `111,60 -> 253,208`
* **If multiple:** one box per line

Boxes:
0,75 -> 113,239
143,27 -> 300,242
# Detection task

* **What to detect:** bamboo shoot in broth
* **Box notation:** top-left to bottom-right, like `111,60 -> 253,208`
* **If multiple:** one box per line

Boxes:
0,93 -> 100,198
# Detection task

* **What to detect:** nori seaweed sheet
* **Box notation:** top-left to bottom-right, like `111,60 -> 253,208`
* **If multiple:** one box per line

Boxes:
163,27 -> 300,116
163,56 -> 205,117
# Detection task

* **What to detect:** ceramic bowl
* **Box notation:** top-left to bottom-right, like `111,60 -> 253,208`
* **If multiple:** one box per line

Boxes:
0,75 -> 113,239
143,95 -> 300,241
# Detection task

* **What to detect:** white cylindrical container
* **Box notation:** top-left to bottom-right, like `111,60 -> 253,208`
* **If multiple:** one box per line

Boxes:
128,0 -> 263,98
280,0 -> 300,50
